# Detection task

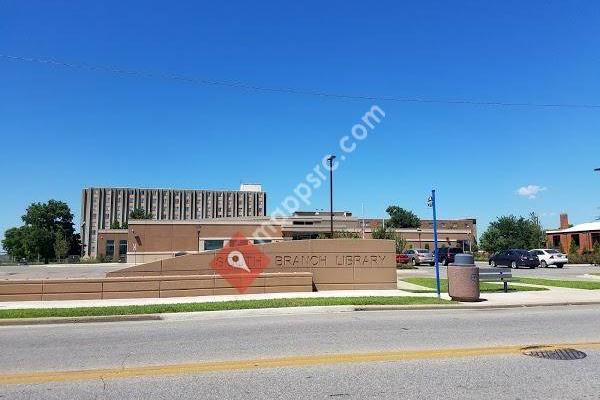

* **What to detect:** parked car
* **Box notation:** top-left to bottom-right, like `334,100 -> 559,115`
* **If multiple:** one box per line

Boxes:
489,249 -> 539,269
437,247 -> 463,266
530,249 -> 568,268
396,253 -> 410,264
404,249 -> 435,266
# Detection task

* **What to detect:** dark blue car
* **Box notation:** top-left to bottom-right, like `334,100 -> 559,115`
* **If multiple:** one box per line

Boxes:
489,249 -> 539,269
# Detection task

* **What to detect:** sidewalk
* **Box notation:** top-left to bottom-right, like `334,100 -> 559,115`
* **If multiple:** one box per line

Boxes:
0,289 -> 437,310
1,285 -> 600,311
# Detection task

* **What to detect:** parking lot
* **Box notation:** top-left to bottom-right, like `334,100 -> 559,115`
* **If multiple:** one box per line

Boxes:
399,262 -> 600,280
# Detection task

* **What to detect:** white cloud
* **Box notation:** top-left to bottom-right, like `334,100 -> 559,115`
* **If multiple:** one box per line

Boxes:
516,185 -> 547,199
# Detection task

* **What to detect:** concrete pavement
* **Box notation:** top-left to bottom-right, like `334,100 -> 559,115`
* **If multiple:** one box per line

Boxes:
2,284 -> 600,312
0,263 -> 127,280
1,305 -> 600,399
1,263 -> 599,313
0,290 -> 592,313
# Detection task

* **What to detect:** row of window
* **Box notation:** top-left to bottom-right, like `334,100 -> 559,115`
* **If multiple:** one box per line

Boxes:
105,240 -> 128,259
105,239 -> 270,256
204,239 -> 272,251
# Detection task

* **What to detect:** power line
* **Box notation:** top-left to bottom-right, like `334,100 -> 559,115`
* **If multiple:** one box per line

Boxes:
2,53 -> 600,109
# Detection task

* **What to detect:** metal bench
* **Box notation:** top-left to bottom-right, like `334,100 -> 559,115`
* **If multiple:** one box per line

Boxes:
479,268 -> 512,293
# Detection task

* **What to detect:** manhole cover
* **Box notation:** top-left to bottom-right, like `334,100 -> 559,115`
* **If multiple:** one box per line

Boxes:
522,346 -> 586,360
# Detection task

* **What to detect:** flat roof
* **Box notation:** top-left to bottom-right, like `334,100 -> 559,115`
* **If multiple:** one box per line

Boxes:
84,186 -> 264,193
125,219 -> 472,234
127,217 -> 274,225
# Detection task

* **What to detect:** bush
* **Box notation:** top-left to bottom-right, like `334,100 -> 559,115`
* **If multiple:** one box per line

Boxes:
473,252 -> 490,262
569,240 -> 579,255
567,251 -> 599,265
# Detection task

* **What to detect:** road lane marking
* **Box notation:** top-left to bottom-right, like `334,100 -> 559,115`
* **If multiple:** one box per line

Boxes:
2,341 -> 599,385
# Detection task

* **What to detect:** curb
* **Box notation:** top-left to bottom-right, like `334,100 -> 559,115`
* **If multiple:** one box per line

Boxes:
0,314 -> 162,326
583,274 -> 600,281
160,305 -> 357,321
354,301 -> 600,311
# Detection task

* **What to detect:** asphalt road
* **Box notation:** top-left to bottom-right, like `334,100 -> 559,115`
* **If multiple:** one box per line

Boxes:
1,305 -> 600,399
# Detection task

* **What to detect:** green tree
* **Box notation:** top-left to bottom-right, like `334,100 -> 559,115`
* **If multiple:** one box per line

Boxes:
53,231 -> 70,261
569,239 -> 579,255
2,227 -> 29,260
479,213 -> 546,254
385,206 -> 421,228
1,200 -> 80,263
372,225 -> 407,253
25,226 -> 54,263
527,212 -> 546,249
129,208 -> 153,220
593,243 -> 600,265
110,219 -> 121,229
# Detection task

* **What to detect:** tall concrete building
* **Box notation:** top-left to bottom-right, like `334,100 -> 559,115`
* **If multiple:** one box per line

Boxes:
81,185 -> 266,257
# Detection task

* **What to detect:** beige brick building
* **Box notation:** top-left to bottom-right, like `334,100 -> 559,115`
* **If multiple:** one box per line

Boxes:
81,185 -> 266,258
95,212 -> 477,263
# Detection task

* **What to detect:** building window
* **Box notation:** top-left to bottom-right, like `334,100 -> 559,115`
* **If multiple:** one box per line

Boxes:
106,240 -> 115,259
254,239 -> 271,244
571,234 -> 580,248
119,240 -> 127,257
204,240 -> 224,251
552,235 -> 561,248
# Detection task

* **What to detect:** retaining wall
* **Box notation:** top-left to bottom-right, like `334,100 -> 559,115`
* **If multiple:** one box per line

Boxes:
0,272 -> 312,302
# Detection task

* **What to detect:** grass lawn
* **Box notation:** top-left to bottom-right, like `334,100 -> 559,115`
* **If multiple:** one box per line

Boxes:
0,296 -> 452,320
513,277 -> 600,290
396,264 -> 418,270
401,278 -> 548,293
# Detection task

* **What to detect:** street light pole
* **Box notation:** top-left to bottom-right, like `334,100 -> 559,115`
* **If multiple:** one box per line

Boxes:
327,155 -> 336,238
428,190 -> 441,299
596,169 -> 600,220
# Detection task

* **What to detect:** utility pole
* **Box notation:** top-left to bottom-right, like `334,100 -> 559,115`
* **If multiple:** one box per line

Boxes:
327,155 -> 336,238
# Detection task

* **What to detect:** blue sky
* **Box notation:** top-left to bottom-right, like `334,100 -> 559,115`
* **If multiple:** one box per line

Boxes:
1,0 -> 599,244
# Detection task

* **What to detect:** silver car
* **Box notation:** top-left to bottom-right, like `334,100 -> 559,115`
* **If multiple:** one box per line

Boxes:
404,249 -> 435,266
